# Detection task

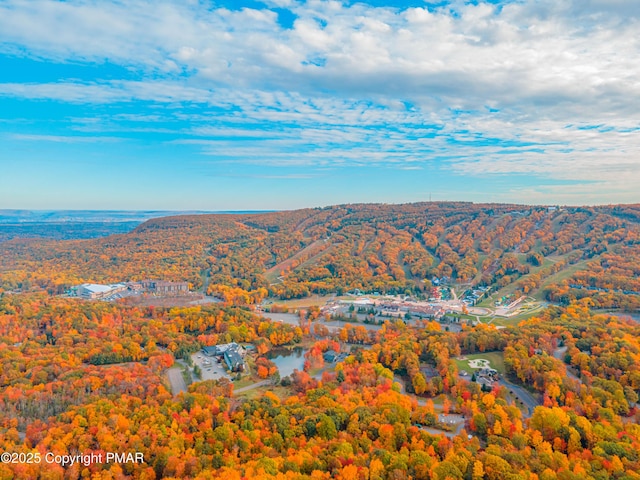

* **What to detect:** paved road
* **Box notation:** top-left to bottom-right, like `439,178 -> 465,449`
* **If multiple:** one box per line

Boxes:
499,379 -> 540,418
553,346 -> 582,382
553,346 -> 567,360
418,425 -> 459,438
394,374 -> 407,394
394,374 -> 469,438
234,380 -> 271,394
418,422 -> 466,438
167,367 -> 187,395
321,320 -> 383,332
192,353 -> 231,382
415,414 -> 466,438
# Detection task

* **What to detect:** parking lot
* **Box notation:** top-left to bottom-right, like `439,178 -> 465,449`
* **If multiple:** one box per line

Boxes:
191,353 -> 232,382
438,413 -> 465,426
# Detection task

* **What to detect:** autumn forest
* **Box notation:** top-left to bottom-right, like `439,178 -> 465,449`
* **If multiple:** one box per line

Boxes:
1,202 -> 640,479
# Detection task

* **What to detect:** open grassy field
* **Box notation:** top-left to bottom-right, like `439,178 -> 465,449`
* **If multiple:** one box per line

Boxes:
454,351 -> 506,374
263,294 -> 335,309
491,302 -> 548,326
490,312 -> 538,326
536,256 -> 599,291
231,375 -> 258,390
475,253 -> 589,305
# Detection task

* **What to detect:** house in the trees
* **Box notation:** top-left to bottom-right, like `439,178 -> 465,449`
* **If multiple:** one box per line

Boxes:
202,342 -> 245,372
224,349 -> 244,372
475,367 -> 499,386
323,350 -> 338,363
421,366 -> 439,379
323,350 -> 348,363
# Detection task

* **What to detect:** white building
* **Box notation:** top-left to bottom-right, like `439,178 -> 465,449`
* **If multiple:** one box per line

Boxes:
77,283 -> 126,300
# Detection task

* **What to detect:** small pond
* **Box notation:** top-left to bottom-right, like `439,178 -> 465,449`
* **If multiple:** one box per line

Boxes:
266,347 -> 307,377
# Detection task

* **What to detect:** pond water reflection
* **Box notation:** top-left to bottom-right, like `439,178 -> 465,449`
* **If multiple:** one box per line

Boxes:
266,347 -> 307,377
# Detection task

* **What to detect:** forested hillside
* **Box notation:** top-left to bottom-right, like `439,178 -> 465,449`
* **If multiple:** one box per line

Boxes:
2,295 -> 640,479
2,202 -> 639,310
1,203 -> 640,478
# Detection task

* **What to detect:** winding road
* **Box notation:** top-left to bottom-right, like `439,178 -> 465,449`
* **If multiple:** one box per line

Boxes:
166,367 -> 187,395
393,375 -> 468,438
417,413 -> 467,438
234,379 -> 271,394
498,378 -> 540,418
553,346 -> 582,383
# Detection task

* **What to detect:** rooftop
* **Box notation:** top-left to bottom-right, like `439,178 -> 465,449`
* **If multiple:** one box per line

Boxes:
81,284 -> 114,294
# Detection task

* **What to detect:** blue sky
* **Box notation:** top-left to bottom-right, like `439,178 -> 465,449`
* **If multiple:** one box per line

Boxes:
1,0 -> 639,210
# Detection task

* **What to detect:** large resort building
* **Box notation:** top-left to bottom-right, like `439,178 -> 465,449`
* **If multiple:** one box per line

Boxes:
139,280 -> 189,295
74,280 -> 189,300
77,283 -> 127,300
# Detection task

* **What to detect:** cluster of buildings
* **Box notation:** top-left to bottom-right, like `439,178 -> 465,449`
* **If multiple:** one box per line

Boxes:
201,342 -> 245,372
460,367 -> 499,387
322,296 -> 450,322
74,280 -> 190,300
462,286 -> 490,306
128,280 -> 190,295
375,300 -> 447,320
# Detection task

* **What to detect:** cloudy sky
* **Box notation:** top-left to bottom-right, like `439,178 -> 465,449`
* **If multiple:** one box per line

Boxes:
1,0 -> 639,209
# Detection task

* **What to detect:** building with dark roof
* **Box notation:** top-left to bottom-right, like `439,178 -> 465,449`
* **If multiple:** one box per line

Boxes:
323,350 -> 338,363
202,346 -> 219,356
224,350 -> 244,372
202,342 -> 243,357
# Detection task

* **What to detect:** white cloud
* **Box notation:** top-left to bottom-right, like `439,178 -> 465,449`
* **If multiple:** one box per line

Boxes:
0,1 -> 636,109
1,0 -> 640,199
1,0 -> 637,108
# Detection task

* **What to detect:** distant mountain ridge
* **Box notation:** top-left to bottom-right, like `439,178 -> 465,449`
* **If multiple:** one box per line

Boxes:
0,209 -> 275,224
1,201 -> 639,311
0,209 -> 277,241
